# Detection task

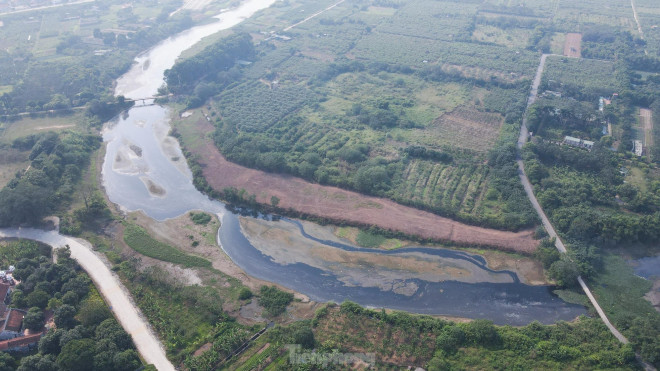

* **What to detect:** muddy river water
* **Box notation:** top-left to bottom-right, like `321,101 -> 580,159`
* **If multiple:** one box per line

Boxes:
101,0 -> 585,325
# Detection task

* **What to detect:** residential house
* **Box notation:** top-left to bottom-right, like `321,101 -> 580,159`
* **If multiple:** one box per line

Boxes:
564,136 -> 595,150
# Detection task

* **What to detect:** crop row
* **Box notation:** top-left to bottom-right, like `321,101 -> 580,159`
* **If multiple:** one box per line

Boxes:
542,56 -> 621,100
396,160 -> 489,217
352,32 -> 538,76
215,81 -> 316,132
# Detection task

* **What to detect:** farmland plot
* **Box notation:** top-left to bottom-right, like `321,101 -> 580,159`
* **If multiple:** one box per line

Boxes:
352,32 -> 538,78
376,0 -> 478,41
395,160 -> 490,217
542,56 -> 621,100
421,107 -> 504,154
214,81 -> 316,132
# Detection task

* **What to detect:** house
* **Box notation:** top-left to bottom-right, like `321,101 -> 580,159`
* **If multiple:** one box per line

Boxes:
0,309 -> 24,341
599,97 -> 612,112
564,136 -> 594,150
633,140 -> 643,157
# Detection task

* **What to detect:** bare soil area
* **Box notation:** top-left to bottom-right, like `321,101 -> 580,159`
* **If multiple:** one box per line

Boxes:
640,108 -> 653,156
183,116 -> 538,253
564,33 -> 582,58
645,278 -> 660,313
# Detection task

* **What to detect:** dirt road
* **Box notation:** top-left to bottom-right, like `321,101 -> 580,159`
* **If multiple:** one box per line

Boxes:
0,228 -> 175,371
0,0 -> 93,15
517,54 -> 630,345
640,108 -> 653,153
283,0 -> 347,32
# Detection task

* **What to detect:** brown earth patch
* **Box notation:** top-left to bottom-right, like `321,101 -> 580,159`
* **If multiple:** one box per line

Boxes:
182,116 -> 538,253
563,33 -> 582,58
640,108 -> 653,157
645,278 -> 660,313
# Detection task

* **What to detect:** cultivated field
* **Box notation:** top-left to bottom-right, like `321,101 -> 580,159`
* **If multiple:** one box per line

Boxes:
543,57 -> 621,99
429,107 -> 504,152
182,117 -> 538,252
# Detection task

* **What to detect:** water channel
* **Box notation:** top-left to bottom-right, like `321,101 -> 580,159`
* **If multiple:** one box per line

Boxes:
101,0 -> 585,325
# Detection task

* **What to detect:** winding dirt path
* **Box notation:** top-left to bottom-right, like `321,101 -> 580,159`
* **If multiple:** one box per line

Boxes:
0,228 -> 175,371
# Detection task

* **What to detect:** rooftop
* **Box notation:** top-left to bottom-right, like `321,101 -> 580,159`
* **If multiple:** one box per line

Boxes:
4,309 -> 24,333
0,332 -> 42,351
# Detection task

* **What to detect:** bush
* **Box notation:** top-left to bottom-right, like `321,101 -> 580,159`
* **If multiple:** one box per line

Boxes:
238,287 -> 253,300
258,286 -> 293,317
189,212 -> 212,225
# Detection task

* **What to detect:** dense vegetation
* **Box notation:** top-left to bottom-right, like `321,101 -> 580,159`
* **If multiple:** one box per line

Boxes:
0,131 -> 100,227
0,0 -> 192,116
114,257 -> 261,367
256,302 -> 636,370
258,286 -> 294,318
522,15 -> 660,366
164,33 -> 255,107
0,240 -> 141,370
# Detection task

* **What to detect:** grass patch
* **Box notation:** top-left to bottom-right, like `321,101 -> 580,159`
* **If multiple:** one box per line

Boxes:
553,289 -> 589,306
190,211 -> 212,225
355,230 -> 386,248
123,223 -> 212,269
1,112 -> 83,143
591,254 -> 655,325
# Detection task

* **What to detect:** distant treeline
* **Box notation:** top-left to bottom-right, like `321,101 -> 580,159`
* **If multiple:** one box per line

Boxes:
164,33 -> 254,106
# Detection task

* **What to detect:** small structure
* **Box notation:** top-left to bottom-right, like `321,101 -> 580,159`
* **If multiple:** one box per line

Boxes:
633,140 -> 643,157
564,136 -> 594,150
0,332 -> 43,352
0,309 -> 25,341
599,97 -> 612,112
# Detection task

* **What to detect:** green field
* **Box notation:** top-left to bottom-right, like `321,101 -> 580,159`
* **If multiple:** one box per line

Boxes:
123,223 -> 212,269
542,56 -> 621,100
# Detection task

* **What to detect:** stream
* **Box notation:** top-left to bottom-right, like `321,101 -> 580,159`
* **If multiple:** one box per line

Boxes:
100,0 -> 585,325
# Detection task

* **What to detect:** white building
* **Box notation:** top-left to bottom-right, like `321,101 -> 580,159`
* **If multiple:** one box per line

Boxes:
564,136 -> 595,150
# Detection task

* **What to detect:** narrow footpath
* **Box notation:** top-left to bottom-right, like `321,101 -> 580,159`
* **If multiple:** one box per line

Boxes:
516,54 -> 629,344
0,228 -> 175,371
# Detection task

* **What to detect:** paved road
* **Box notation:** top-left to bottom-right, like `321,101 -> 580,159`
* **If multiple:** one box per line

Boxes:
0,228 -> 176,371
517,54 -> 629,345
0,0 -> 94,16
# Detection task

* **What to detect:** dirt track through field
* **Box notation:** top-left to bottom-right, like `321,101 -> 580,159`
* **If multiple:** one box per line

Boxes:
640,108 -> 653,154
563,33 -> 582,58
187,119 -> 538,253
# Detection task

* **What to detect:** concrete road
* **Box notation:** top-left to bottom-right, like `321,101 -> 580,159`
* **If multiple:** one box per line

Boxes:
516,54 -> 630,345
0,228 -> 176,371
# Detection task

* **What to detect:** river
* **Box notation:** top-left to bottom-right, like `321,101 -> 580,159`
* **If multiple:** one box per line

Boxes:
100,0 -> 585,325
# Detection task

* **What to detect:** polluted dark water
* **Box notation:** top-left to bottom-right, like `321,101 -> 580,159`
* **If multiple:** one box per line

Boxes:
101,0 -> 586,326
631,255 -> 660,279
218,212 -> 585,325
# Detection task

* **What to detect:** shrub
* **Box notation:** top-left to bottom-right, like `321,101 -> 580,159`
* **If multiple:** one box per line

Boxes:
258,286 -> 293,317
238,287 -> 253,300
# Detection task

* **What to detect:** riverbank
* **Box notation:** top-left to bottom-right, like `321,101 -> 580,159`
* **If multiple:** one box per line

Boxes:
173,109 -> 539,253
